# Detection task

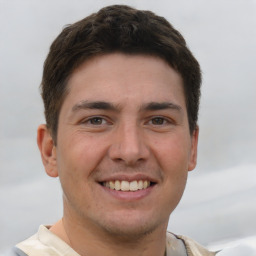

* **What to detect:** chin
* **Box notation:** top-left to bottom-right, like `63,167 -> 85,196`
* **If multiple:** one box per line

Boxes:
97,211 -> 166,240
102,223 -> 157,241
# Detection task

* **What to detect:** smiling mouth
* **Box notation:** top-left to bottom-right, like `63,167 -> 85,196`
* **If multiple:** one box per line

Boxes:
101,180 -> 155,192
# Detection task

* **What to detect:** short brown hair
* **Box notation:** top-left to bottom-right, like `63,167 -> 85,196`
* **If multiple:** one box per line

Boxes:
41,5 -> 201,143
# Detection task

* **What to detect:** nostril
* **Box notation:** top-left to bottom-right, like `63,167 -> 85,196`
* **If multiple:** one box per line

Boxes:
114,158 -> 123,163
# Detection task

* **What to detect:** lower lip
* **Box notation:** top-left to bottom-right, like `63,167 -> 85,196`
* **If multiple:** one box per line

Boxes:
100,184 -> 155,201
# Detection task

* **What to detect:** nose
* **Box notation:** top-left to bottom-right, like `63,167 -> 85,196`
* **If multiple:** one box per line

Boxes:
108,123 -> 150,166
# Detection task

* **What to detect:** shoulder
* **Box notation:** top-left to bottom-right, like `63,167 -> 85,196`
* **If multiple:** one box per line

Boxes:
13,225 -> 79,256
14,226 -> 55,256
167,232 -> 218,256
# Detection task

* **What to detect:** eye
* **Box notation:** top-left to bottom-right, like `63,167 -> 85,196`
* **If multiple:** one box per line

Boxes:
81,116 -> 109,126
151,117 -> 166,125
88,117 -> 105,125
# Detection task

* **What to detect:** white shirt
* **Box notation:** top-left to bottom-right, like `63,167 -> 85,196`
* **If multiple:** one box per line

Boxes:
15,225 -> 215,256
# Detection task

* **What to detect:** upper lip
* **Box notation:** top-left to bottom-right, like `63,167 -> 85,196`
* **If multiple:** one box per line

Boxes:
97,173 -> 159,183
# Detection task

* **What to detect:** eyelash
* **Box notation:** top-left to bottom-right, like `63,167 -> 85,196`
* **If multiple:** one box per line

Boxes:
79,115 -> 174,127
149,117 -> 168,125
147,116 -> 174,126
81,116 -> 110,126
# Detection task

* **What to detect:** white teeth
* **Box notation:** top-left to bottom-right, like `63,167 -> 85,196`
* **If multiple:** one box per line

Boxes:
121,181 -> 130,191
143,181 -> 149,189
129,181 -> 138,191
109,181 -> 115,190
115,180 -> 121,191
103,180 -> 151,191
138,180 -> 143,190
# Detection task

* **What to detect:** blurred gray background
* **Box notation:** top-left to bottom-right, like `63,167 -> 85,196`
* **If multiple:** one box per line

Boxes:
1,0 -> 256,253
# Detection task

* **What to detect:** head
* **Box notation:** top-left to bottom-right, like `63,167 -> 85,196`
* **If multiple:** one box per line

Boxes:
37,5 -> 201,244
41,5 -> 201,143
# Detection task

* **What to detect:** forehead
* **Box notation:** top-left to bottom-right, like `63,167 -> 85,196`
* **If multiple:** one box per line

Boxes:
63,53 -> 185,110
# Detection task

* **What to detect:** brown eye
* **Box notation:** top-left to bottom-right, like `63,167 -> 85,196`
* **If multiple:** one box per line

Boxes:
151,117 -> 165,125
89,117 -> 104,125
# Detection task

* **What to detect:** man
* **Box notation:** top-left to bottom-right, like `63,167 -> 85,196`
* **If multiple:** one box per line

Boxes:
13,5 -> 217,256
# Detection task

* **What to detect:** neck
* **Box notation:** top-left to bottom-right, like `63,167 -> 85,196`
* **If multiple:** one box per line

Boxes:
50,217 -> 167,256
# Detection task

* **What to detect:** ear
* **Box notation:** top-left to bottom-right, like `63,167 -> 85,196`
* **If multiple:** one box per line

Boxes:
188,126 -> 199,171
37,124 -> 58,177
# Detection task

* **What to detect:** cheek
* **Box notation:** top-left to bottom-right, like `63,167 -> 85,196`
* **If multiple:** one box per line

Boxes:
153,135 -> 191,172
56,133 -> 108,180
55,136 -> 101,205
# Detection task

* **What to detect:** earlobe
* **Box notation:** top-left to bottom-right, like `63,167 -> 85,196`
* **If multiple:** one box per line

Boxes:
188,126 -> 199,171
37,124 -> 58,178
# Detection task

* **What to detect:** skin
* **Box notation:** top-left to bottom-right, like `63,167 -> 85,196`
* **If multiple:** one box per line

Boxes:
37,53 -> 199,256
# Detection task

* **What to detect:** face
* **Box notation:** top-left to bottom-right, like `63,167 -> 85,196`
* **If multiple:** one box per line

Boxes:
39,53 -> 198,238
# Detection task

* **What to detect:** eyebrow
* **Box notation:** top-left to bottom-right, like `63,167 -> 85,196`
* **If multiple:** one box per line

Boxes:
140,102 -> 182,112
72,100 -> 118,112
72,100 -> 182,113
